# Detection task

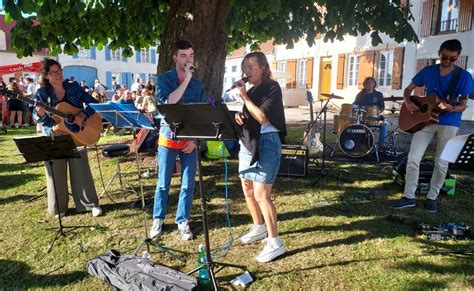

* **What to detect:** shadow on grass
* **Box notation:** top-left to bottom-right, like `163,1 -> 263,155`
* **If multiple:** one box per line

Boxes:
0,259 -> 87,288
0,161 -> 41,174
0,173 -> 43,191
391,258 -> 474,289
0,194 -> 36,206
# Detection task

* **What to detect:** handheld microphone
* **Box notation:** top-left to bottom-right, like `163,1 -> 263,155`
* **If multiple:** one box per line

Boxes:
225,77 -> 249,93
186,63 -> 196,72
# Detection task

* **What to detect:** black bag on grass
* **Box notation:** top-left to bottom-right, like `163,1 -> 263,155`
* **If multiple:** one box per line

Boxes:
87,249 -> 197,290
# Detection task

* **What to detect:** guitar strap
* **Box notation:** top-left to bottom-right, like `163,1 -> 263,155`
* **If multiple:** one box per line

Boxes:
445,66 -> 462,101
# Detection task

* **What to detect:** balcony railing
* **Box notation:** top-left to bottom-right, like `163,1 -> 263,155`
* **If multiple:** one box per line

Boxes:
437,18 -> 457,33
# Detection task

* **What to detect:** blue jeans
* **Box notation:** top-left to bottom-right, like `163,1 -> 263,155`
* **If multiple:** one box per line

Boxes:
152,145 -> 197,224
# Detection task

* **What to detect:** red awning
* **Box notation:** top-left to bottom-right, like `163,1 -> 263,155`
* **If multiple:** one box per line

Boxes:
0,62 -> 42,75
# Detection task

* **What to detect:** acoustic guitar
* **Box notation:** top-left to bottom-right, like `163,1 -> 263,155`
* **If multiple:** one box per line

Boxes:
0,88 -> 102,146
399,93 -> 469,134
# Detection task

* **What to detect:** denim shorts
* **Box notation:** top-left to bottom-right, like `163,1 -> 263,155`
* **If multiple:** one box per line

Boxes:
239,132 -> 282,184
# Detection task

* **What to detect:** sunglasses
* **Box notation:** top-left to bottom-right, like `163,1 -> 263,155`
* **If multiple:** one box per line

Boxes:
440,55 -> 458,62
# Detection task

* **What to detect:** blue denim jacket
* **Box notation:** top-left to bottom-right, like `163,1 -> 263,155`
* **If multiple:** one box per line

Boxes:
155,68 -> 206,138
33,80 -> 98,136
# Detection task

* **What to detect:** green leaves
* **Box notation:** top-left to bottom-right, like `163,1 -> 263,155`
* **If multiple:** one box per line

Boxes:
4,0 -> 417,59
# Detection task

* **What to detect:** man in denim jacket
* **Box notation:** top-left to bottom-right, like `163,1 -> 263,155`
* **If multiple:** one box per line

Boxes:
150,40 -> 206,240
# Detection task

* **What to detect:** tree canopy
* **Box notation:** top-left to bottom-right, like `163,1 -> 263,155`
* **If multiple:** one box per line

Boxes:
4,0 -> 418,97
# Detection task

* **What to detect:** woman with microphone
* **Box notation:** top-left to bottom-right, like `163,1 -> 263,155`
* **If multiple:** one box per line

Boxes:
234,52 -> 287,263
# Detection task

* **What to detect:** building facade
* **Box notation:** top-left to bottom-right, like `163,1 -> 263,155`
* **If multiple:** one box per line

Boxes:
224,0 -> 474,120
1,15 -> 158,90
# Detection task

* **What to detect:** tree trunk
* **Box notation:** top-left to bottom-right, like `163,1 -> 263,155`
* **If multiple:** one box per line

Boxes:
157,0 -> 231,100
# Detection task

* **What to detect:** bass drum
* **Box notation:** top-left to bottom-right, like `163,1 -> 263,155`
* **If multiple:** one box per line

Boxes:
339,124 -> 374,158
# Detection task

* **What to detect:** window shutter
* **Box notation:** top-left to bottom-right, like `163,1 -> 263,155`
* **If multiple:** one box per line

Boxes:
419,0 -> 434,36
150,49 -> 157,64
140,73 -> 146,81
358,50 -> 375,89
105,45 -> 111,61
272,61 -> 277,70
121,49 -> 128,62
454,55 -> 468,69
120,72 -> 127,88
458,0 -> 473,32
306,57 -> 314,89
136,50 -> 141,63
127,72 -> 133,89
72,53 -> 79,59
414,59 -> 430,95
106,71 -> 112,89
336,54 -> 345,89
391,47 -> 405,90
286,59 -> 297,89
90,46 -> 96,60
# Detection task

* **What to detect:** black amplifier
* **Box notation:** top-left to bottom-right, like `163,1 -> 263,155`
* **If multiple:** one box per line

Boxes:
278,145 -> 308,177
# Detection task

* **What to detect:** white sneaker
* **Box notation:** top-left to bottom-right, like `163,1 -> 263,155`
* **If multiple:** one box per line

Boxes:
256,238 -> 286,263
150,219 -> 164,238
54,212 -> 66,219
178,221 -> 193,240
14,123 -> 19,128
241,224 -> 267,244
91,206 -> 103,217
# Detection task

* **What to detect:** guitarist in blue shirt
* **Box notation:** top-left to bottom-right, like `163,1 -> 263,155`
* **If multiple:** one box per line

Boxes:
392,39 -> 472,213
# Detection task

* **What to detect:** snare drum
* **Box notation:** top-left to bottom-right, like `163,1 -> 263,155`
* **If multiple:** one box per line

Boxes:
365,105 -> 379,119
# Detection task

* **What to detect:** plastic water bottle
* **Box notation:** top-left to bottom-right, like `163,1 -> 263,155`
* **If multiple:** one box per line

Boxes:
197,244 -> 211,289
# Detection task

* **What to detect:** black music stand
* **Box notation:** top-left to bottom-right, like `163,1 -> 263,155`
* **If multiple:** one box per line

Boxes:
13,135 -> 93,252
157,102 -> 246,290
89,103 -> 183,262
448,134 -> 474,171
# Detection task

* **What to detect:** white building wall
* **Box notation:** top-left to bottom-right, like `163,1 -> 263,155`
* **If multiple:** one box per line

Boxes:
57,46 -> 158,88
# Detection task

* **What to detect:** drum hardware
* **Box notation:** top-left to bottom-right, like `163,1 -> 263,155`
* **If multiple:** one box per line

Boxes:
378,122 -> 403,158
351,105 -> 366,124
383,95 -> 404,101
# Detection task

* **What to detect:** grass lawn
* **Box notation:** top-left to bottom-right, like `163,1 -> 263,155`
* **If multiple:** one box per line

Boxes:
0,125 -> 473,290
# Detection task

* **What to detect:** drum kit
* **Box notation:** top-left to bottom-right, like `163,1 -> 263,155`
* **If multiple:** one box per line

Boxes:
328,94 -> 404,161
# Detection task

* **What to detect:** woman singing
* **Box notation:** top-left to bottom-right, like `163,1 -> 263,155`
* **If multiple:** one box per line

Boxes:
235,52 -> 287,263
33,58 -> 102,218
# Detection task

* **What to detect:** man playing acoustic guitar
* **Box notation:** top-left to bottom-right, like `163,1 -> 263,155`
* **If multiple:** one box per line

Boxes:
392,39 -> 472,213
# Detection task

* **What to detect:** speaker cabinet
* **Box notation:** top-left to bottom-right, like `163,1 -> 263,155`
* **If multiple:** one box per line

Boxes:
278,145 -> 308,177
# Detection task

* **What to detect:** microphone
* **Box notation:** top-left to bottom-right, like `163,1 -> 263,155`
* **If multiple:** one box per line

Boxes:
186,63 -> 196,72
225,77 -> 249,93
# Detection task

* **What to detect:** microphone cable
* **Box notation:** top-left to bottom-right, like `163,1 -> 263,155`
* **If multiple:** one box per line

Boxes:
94,144 -> 118,204
210,143 -> 236,259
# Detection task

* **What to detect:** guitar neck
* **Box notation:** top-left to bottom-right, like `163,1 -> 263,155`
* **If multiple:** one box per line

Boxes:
17,95 -> 68,118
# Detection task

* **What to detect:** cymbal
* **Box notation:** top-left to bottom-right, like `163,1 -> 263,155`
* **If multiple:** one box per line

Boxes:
384,96 -> 404,101
320,93 -> 344,100
385,107 -> 400,112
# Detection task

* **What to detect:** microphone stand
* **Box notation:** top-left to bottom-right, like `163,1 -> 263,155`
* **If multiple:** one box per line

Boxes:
302,97 -> 332,175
